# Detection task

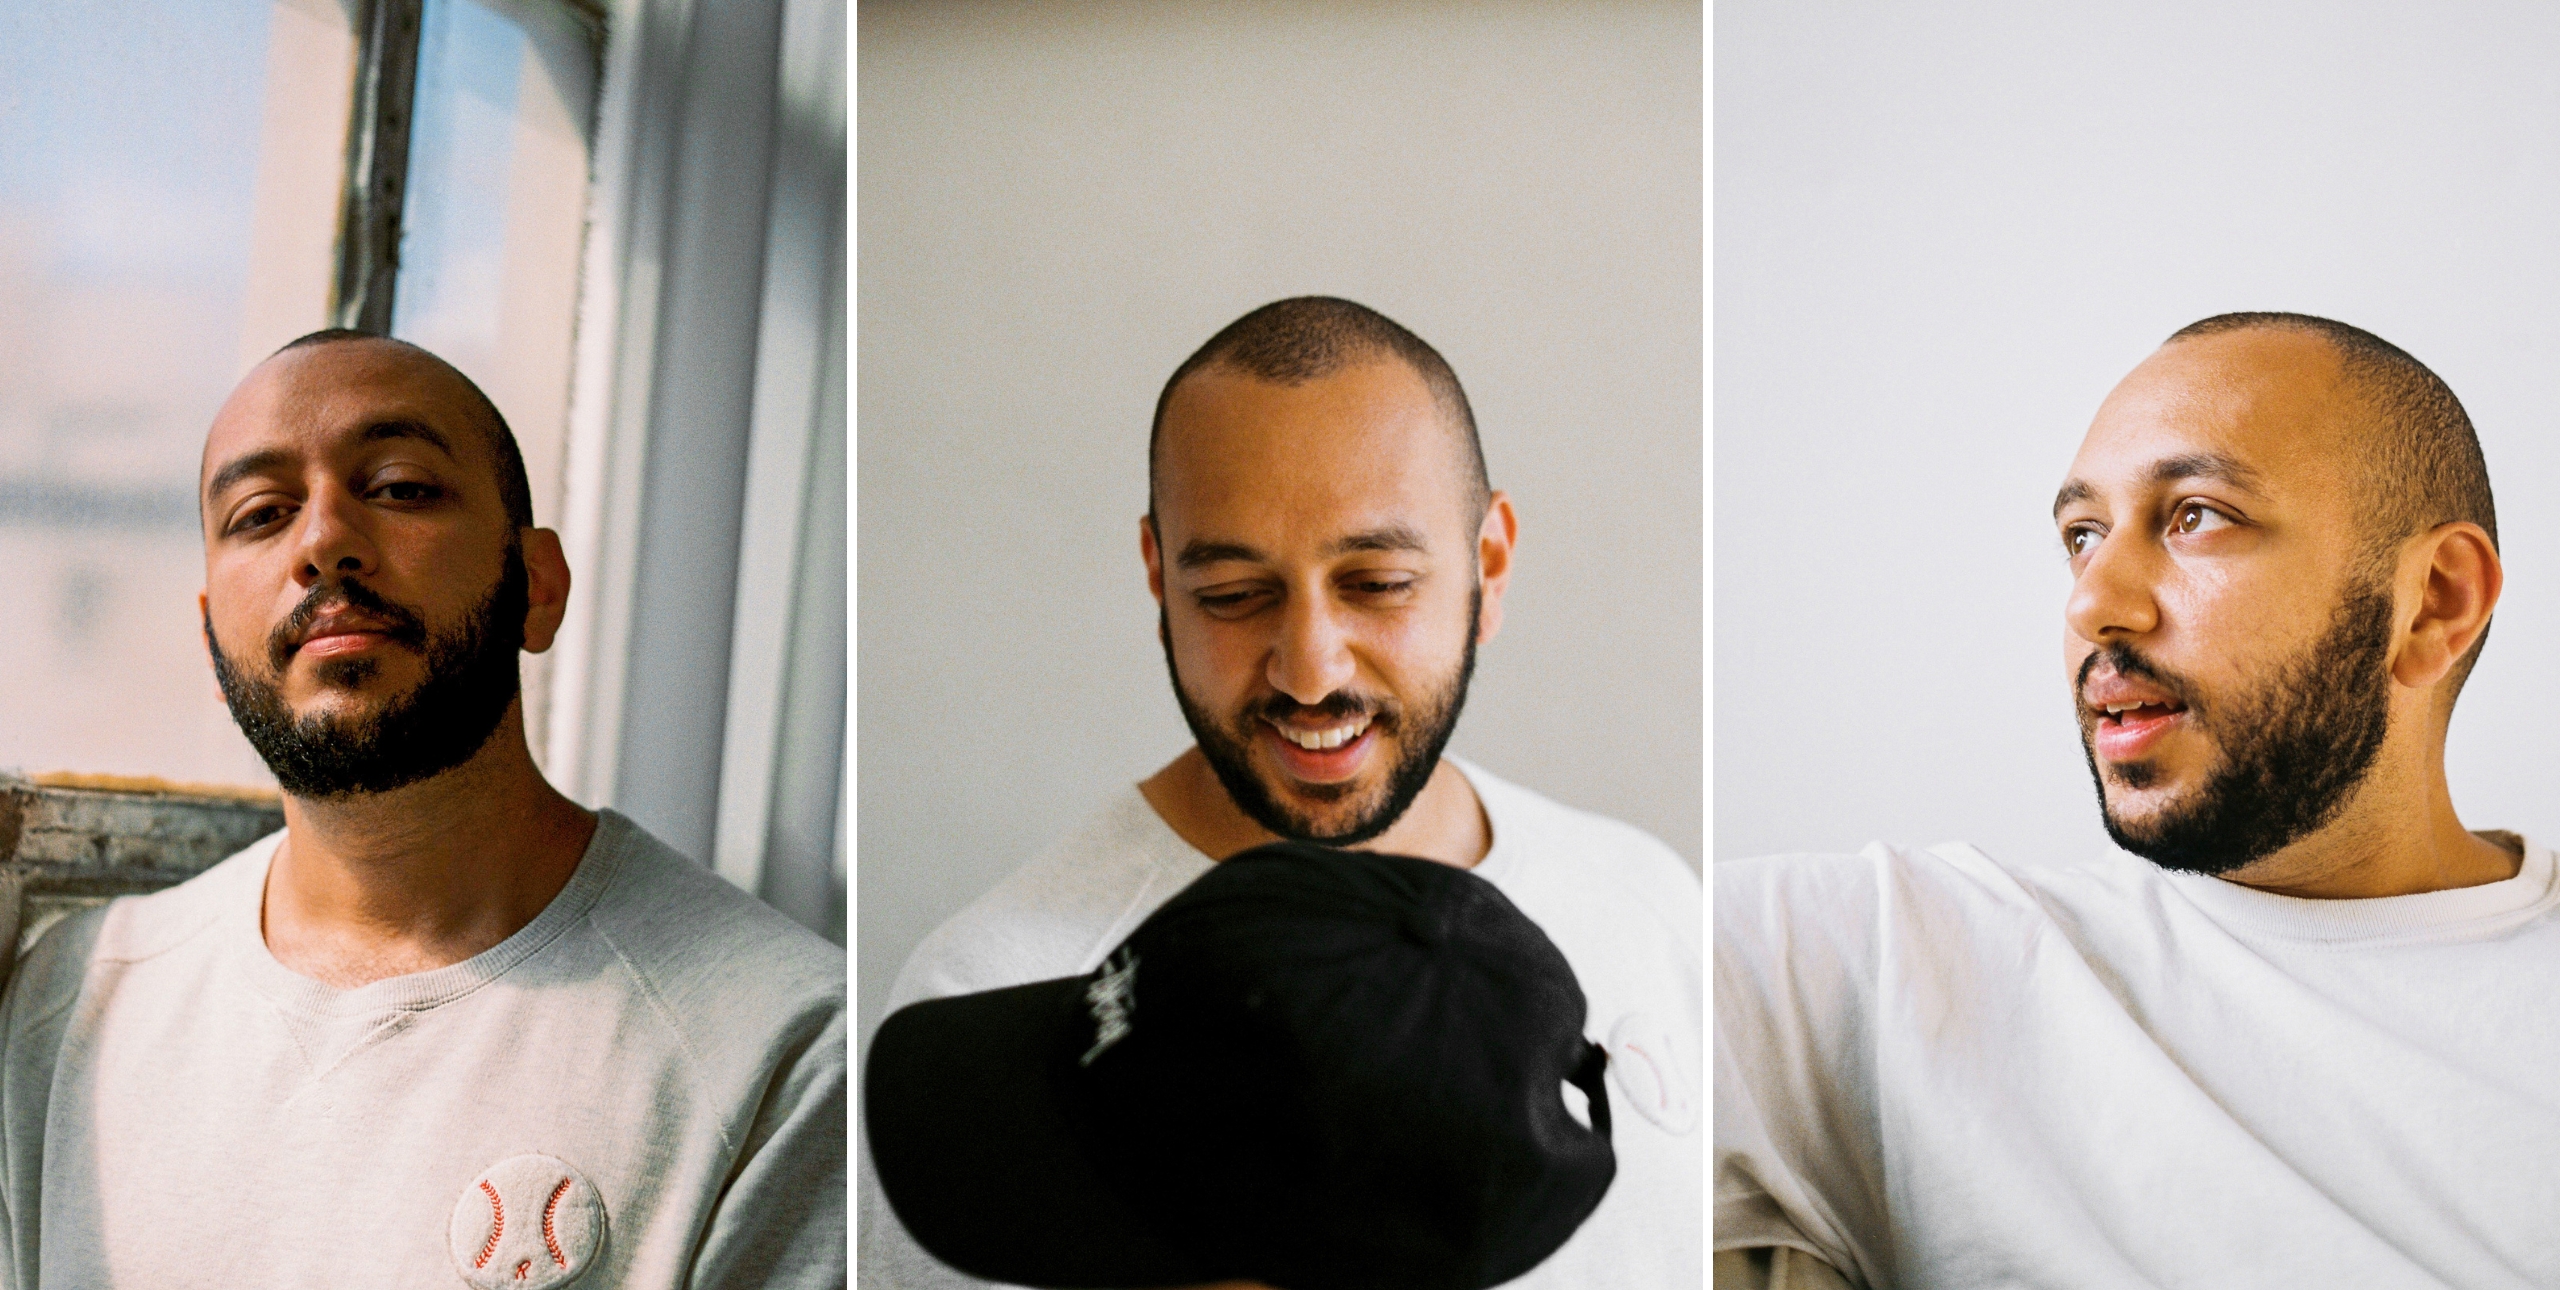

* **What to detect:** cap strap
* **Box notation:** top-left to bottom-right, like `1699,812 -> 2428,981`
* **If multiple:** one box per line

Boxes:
1569,1040 -> 1613,1141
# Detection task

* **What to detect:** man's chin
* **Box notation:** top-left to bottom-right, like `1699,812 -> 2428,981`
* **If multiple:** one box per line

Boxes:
282,688 -> 409,728
1223,759 -> 1393,842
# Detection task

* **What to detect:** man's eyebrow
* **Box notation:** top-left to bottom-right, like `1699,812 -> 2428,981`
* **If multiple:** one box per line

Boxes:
1326,524 -> 1431,556
2051,452 -> 2263,519
1175,526 -> 1434,569
204,448 -> 293,503
1176,539 -> 1267,569
2052,479 -> 2096,519
361,419 -> 456,456
2147,450 -> 2260,492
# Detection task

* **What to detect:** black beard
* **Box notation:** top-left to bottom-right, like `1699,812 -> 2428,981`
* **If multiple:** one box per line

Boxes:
1161,586 -> 1479,847
2079,579 -> 2397,876
206,542 -> 528,800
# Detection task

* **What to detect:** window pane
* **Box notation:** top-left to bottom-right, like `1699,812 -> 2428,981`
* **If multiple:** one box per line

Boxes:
0,0 -> 355,786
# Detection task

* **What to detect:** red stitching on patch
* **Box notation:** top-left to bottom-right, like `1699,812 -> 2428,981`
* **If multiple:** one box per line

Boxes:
475,1180 -> 505,1268
543,1177 -> 573,1267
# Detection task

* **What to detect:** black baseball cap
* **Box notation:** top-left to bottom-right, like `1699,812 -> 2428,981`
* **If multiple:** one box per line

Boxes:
864,841 -> 1617,1290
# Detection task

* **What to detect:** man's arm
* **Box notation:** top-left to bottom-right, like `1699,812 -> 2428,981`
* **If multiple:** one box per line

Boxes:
689,1008 -> 848,1289
1713,853 -> 1889,1285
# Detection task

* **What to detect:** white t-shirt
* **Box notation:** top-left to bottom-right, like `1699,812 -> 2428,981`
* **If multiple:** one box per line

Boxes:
1716,836 -> 2560,1289
860,758 -> 1703,1289
0,810 -> 847,1289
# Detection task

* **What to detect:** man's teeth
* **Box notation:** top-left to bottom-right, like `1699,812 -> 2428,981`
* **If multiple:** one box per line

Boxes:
1277,718 -> 1370,750
2104,702 -> 2168,716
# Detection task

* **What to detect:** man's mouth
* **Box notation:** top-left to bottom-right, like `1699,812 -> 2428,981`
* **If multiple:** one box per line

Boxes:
295,614 -> 398,656
2098,700 -> 2185,721
2086,684 -> 2190,763
1260,713 -> 1379,784
1269,714 -> 1371,751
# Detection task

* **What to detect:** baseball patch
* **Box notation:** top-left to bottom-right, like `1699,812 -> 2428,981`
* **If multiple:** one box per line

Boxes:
449,1153 -> 606,1288
1605,1012 -> 1697,1135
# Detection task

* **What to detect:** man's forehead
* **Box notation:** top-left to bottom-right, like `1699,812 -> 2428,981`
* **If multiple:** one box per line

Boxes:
1160,358 -> 1445,451
1154,359 -> 1471,536
2067,328 -> 2356,493
203,341 -> 478,480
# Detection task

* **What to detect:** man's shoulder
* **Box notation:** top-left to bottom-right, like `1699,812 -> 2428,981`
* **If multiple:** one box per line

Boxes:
1719,839 -> 2124,917
1715,840 -> 2145,1004
583,811 -> 845,1025
10,832 -> 274,996
1459,758 -> 1699,905
888,787 -> 1210,1010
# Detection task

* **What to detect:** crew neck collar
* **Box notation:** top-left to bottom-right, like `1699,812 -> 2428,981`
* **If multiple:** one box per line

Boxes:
2159,834 -> 2558,944
232,809 -> 635,1016
1134,754 -> 1513,879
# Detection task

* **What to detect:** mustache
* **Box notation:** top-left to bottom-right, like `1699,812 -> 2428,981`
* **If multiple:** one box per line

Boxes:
1253,691 -> 1391,726
265,577 -> 431,671
2076,640 -> 2194,709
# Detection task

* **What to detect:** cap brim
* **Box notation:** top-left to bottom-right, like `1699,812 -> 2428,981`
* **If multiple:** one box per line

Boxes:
864,976 -> 1215,1288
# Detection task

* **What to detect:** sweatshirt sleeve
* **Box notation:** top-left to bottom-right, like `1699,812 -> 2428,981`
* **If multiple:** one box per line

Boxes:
1713,853 -> 1889,1285
688,1005 -> 849,1290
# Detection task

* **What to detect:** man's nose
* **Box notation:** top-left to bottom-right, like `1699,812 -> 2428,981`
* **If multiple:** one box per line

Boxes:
1267,595 -> 1357,705
2064,530 -> 2162,644
291,486 -> 380,589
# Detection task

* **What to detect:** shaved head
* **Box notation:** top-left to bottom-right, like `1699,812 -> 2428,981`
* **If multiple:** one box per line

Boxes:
269,329 -> 536,529
1149,297 -> 1489,525
2164,313 -> 2494,559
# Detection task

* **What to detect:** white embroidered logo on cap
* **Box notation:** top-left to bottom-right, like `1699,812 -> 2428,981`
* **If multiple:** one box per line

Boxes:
1605,1012 -> 1697,1135
1080,946 -> 1139,1066
449,1153 -> 607,1287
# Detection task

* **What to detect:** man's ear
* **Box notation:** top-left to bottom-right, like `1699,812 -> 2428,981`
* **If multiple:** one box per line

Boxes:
2390,520 -> 2500,692
1141,514 -> 1171,646
1141,514 -> 1167,606
1473,492 -> 1518,643
520,528 -> 573,654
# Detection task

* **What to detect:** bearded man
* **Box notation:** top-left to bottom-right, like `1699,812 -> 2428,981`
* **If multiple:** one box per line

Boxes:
859,297 -> 1702,1289
1714,314 -> 2553,1289
0,331 -> 845,1287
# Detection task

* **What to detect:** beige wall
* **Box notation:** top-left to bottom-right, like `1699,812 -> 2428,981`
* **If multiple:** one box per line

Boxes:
858,0 -> 1701,1036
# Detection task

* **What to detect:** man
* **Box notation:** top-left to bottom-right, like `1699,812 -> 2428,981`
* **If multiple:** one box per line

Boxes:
860,297 -> 1702,1288
0,331 -> 845,1286
1716,314 -> 2546,1288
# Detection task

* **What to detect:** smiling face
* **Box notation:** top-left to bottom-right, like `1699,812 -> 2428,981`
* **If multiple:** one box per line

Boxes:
2055,327 -> 2407,871
199,338 -> 564,798
1144,358 -> 1501,845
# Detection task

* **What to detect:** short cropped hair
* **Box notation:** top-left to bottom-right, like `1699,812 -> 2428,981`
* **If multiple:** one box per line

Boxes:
2166,311 -> 2497,690
276,329 -> 537,528
1147,297 -> 1491,526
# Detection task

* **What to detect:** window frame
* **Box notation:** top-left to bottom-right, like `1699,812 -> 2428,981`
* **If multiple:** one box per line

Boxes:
329,0 -> 606,332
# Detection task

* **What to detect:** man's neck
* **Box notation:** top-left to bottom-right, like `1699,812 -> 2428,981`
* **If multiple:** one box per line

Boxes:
2218,761 -> 2517,900
264,707 -> 597,989
1137,747 -> 1493,868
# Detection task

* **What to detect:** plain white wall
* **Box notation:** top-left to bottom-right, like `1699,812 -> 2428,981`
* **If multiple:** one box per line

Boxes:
1717,2 -> 2560,865
859,0 -> 1701,1038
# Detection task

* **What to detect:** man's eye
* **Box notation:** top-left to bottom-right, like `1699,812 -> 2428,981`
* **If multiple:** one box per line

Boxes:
1346,579 -> 1414,596
230,503 -> 291,534
1196,590 -> 1266,615
377,480 -> 442,503
2172,502 -> 2230,535
2062,525 -> 2101,557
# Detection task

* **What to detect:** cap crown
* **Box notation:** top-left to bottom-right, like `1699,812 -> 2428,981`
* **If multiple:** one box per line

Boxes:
1069,842 -> 1614,1290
